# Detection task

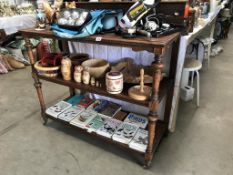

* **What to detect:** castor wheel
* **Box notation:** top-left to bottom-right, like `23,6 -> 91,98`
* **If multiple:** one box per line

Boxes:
42,114 -> 48,125
143,160 -> 152,169
43,119 -> 48,125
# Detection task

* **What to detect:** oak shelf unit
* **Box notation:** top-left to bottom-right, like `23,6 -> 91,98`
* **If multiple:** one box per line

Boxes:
20,27 -> 180,168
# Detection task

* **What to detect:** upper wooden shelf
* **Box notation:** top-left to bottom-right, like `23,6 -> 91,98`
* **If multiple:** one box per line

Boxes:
20,28 -> 180,52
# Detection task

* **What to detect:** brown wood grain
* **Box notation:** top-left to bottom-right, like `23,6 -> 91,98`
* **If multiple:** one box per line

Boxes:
46,113 -> 145,155
20,29 -> 180,53
38,74 -> 172,108
21,25 -> 181,167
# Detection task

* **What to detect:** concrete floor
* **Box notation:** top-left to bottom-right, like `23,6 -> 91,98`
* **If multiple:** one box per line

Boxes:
1,31 -> 233,175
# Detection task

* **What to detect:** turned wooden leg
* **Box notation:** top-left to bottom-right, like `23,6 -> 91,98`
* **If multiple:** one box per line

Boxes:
144,116 -> 158,168
144,57 -> 163,168
32,72 -> 48,125
25,37 -> 48,125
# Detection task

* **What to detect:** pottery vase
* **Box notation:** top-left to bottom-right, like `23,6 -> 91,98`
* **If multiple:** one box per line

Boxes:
74,65 -> 83,83
36,9 -> 46,30
90,77 -> 96,86
61,56 -> 72,81
82,67 -> 90,85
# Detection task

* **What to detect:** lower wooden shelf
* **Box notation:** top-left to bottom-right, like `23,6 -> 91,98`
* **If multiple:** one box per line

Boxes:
46,114 -> 145,154
45,113 -> 167,159
38,74 -> 173,107
39,73 -> 172,166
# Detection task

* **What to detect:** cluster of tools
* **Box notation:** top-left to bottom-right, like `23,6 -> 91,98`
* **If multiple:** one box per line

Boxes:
116,0 -> 180,38
36,0 -> 186,38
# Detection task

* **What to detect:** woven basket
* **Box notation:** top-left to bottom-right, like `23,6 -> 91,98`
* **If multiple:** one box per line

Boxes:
34,61 -> 60,77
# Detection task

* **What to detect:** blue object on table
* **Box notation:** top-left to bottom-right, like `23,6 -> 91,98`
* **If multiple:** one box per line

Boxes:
51,9 -> 123,38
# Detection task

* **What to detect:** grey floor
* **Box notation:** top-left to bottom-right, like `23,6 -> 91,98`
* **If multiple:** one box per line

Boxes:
1,31 -> 233,175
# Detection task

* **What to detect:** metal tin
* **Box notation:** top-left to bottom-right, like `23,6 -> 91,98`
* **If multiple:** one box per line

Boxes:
106,71 -> 123,94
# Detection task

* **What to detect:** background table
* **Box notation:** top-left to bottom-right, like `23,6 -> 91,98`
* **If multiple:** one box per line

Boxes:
0,14 -> 36,35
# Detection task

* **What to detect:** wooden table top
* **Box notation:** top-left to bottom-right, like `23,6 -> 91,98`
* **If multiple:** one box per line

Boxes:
20,28 -> 180,51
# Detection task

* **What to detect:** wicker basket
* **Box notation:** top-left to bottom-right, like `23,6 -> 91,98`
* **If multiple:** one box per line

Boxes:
34,61 -> 60,77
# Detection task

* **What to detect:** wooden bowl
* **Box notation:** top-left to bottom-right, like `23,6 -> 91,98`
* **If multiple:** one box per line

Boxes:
81,59 -> 110,79
70,53 -> 89,66
111,59 -> 153,84
34,61 -> 60,77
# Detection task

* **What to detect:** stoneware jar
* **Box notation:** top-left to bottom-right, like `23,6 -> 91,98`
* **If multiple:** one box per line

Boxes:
82,67 -> 90,85
90,77 -> 96,86
106,71 -> 123,94
61,56 -> 72,81
74,65 -> 83,83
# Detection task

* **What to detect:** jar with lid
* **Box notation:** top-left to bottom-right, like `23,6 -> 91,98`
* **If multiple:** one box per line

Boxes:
106,71 -> 123,94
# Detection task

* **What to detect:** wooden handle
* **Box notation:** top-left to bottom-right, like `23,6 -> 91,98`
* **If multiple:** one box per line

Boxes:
140,68 -> 144,93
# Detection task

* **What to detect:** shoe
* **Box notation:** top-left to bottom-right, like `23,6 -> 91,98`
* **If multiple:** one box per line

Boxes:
0,54 -> 14,71
5,54 -> 25,69
0,58 -> 8,74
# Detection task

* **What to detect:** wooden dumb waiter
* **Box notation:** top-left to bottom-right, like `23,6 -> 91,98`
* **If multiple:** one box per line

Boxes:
20,24 -> 180,168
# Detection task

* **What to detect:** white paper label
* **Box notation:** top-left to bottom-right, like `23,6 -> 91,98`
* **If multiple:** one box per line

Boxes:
95,37 -> 102,42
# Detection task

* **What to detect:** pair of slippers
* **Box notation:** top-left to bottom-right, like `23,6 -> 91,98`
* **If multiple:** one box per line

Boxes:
0,54 -> 25,74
